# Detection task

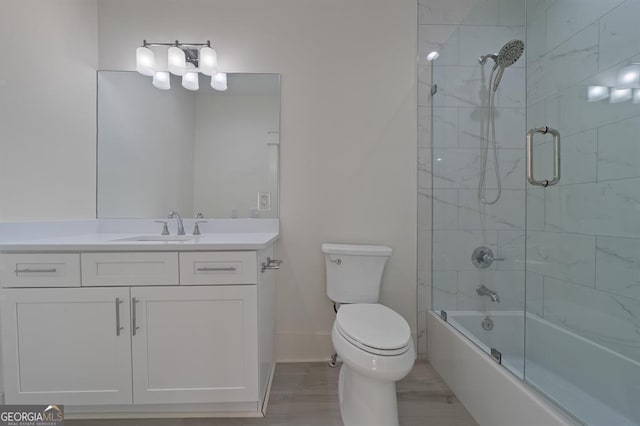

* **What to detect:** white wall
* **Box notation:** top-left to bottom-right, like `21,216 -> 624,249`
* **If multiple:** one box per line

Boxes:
193,94 -> 279,218
0,0 -> 417,361
98,0 -> 417,361
97,72 -> 195,218
0,0 -> 98,220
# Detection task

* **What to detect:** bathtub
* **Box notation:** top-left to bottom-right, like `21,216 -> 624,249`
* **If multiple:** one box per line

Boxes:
428,310 -> 640,426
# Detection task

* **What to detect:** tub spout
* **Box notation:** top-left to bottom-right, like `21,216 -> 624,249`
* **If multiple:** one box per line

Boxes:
477,285 -> 500,303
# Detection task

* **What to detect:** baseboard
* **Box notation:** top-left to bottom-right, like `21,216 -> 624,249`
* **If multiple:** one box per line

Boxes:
276,332 -> 333,362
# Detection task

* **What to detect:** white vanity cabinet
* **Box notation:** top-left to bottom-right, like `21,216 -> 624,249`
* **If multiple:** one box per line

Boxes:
0,287 -> 133,405
131,285 -> 258,404
0,246 -> 276,417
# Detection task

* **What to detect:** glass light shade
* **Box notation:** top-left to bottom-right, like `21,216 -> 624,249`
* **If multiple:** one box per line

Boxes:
199,46 -> 218,76
426,51 -> 440,61
610,88 -> 632,103
182,72 -> 199,91
211,72 -> 227,91
587,86 -> 609,102
168,46 -> 186,76
152,71 -> 171,90
617,65 -> 640,88
136,46 -> 155,76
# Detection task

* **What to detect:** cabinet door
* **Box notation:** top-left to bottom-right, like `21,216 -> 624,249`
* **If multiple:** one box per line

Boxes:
0,288 -> 133,405
131,286 -> 258,404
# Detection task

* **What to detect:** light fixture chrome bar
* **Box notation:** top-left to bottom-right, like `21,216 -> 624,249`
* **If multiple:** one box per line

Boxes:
142,39 -> 211,48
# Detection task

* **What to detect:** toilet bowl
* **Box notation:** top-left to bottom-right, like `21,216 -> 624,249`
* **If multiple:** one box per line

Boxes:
331,303 -> 415,426
322,243 -> 415,425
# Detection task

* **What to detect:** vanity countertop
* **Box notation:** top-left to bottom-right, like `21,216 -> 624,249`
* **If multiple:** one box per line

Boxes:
0,232 -> 279,252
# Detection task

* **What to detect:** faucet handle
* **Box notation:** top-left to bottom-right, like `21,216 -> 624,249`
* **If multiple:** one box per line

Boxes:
195,212 -> 204,219
154,220 -> 170,235
193,220 -> 207,236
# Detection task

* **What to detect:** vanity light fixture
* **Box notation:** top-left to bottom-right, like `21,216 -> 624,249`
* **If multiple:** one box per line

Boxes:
135,40 -> 224,91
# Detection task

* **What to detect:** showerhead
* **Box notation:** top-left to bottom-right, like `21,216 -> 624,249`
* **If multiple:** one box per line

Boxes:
493,39 -> 524,91
497,39 -> 524,68
478,39 -> 525,91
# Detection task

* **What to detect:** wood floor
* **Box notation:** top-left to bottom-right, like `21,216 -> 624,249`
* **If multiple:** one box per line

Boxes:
67,361 -> 478,426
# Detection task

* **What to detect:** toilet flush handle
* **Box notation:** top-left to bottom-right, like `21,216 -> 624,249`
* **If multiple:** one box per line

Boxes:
330,258 -> 342,265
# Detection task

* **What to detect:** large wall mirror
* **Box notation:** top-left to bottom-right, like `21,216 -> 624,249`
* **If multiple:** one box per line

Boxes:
97,72 -> 280,218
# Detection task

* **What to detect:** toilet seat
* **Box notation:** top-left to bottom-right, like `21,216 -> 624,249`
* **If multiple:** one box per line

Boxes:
335,303 -> 411,356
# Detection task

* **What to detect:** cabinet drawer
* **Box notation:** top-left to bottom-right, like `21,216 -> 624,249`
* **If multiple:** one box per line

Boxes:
180,252 -> 257,285
0,253 -> 80,288
81,252 -> 179,286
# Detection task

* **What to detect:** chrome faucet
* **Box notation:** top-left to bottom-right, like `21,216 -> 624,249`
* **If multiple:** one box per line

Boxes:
168,211 -> 185,235
193,212 -> 207,236
477,285 -> 500,303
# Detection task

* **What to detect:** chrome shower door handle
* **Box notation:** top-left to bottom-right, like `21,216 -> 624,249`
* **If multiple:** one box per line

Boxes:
526,126 -> 561,187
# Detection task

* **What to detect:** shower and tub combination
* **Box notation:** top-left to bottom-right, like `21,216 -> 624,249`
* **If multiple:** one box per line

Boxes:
424,1 -> 640,425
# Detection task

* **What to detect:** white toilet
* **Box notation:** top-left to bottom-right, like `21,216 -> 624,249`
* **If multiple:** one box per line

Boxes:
322,243 -> 415,426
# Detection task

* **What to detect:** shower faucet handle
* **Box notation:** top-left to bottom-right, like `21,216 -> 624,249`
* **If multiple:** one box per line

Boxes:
472,246 -> 504,269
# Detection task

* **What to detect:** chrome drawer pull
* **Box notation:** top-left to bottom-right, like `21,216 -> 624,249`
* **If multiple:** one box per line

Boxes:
115,298 -> 124,336
196,267 -> 237,272
14,268 -> 57,274
132,297 -> 139,336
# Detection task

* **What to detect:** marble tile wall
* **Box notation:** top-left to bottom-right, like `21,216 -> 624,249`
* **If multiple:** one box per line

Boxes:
525,0 -> 640,365
420,0 -> 640,365
417,0 -> 526,359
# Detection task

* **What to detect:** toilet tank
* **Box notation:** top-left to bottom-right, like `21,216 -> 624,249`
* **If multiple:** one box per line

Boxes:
322,243 -> 392,304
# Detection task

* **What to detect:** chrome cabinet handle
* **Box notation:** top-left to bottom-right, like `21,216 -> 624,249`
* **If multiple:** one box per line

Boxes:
132,297 -> 139,336
115,298 -> 124,336
14,268 -> 57,274
196,267 -> 236,272
526,126 -> 561,187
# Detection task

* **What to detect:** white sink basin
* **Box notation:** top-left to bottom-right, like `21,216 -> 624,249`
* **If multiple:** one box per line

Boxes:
116,235 -> 195,242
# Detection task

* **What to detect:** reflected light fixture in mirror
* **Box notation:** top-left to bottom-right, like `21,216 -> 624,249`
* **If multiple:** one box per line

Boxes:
152,71 -> 170,90
182,67 -> 199,91
610,88 -> 632,103
617,64 -> 640,88
587,85 -> 609,102
135,40 -> 223,91
211,72 -> 227,91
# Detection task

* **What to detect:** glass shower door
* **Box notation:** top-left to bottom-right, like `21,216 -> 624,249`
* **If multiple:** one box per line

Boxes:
525,1 -> 640,424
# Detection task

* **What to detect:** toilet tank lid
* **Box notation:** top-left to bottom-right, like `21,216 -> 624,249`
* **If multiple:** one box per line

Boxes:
321,243 -> 392,256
